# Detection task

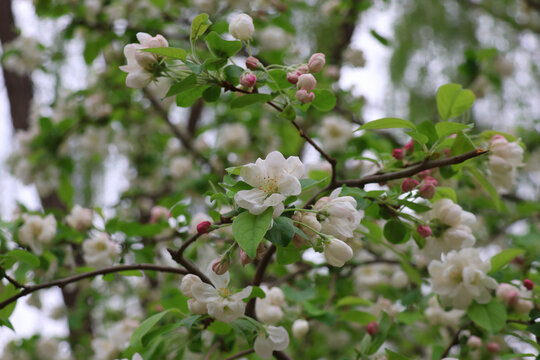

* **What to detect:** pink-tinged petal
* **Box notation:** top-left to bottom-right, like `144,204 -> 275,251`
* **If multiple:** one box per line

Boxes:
123,43 -> 143,66
136,32 -> 152,46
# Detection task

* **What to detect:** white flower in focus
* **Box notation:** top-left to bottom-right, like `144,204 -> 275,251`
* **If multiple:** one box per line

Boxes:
317,116 -> 353,153
254,326 -> 290,359
82,232 -> 119,268
18,214 -> 57,255
170,156 -> 193,179
190,269 -> 252,322
181,274 -> 203,297
292,319 -> 309,338
425,296 -> 464,328
315,187 -> 362,240
259,26 -> 290,50
324,237 -> 353,267
66,205 -> 94,231
229,13 -> 254,41
428,248 -> 497,309
234,151 -> 304,217
216,123 -> 250,150
119,32 -> 168,88
421,225 -> 476,261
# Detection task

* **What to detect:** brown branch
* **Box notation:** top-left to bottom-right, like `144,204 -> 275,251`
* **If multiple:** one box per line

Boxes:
1,271 -> 27,289
440,320 -> 472,358
0,263 -> 187,310
143,89 -> 220,174
224,349 -> 254,360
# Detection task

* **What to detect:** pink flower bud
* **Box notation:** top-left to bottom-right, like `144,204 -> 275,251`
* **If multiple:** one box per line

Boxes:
486,342 -> 500,353
240,72 -> 257,88
491,134 -> 506,143
467,335 -> 482,349
392,148 -> 404,160
524,279 -> 534,290
240,249 -> 252,266
196,221 -> 212,234
504,290 -> 520,307
297,74 -> 317,91
149,206 -> 170,223
296,89 -> 315,104
417,225 -> 432,238
401,178 -> 419,192
287,71 -> 301,84
211,257 -> 230,275
423,176 -> 439,186
417,169 -> 431,179
419,183 -> 436,199
246,56 -> 260,70
366,321 -> 379,336
404,140 -> 414,154
442,148 -> 451,157
308,53 -> 326,73
297,64 -> 309,74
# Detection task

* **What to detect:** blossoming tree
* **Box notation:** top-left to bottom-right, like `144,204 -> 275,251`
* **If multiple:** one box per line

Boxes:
1,1 -> 540,359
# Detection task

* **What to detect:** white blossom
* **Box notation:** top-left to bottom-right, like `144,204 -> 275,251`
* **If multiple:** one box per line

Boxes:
229,13 -> 254,41
324,237 -> 353,267
430,199 -> 476,228
216,123 -> 250,150
254,326 -> 290,359
119,32 -> 168,88
317,116 -> 354,153
488,136 -> 524,193
421,225 -> 476,261
234,151 -> 304,217
66,205 -> 94,231
189,270 -> 252,323
315,187 -> 362,240
428,248 -> 497,309
82,232 -> 120,268
292,319 -> 309,339
256,286 -> 286,324
18,214 -> 57,255
425,296 -> 464,328
170,156 -> 193,179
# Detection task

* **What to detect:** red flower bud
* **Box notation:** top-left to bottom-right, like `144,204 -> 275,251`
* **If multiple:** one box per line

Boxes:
196,221 -> 212,234
366,321 -> 379,336
486,342 -> 500,353
240,72 -> 257,88
417,169 -> 431,179
392,148 -> 404,160
246,56 -> 260,70
401,178 -> 419,192
404,140 -> 415,153
308,53 -> 326,73
419,183 -> 437,199
417,225 -> 432,238
524,278 -> 534,290
423,176 -> 439,186
287,71 -> 301,84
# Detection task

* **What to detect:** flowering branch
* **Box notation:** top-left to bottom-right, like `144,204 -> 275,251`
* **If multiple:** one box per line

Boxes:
0,263 -> 187,310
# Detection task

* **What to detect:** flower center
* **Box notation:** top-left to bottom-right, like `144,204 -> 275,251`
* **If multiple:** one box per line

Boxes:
259,177 -> 278,194
218,288 -> 231,298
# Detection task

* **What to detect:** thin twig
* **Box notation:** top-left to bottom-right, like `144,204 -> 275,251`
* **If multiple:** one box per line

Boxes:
440,321 -> 472,358
1,271 -> 27,289
0,263 -> 187,310
224,349 -> 254,360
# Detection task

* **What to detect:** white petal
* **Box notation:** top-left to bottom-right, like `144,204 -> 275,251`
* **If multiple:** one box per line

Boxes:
136,32 -> 152,46
286,156 -> 305,178
235,189 -> 269,215
254,334 -> 274,359
264,151 -> 287,179
232,286 -> 253,301
191,283 -> 219,303
277,174 -> 301,196
240,163 -> 264,187
267,326 -> 289,350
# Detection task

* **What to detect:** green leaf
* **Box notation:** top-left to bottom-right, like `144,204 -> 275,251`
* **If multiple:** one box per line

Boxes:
435,121 -> 472,139
276,241 -> 301,265
202,86 -> 221,102
141,47 -> 187,61
224,65 -> 244,83
230,93 -> 273,108
468,166 -> 502,212
357,118 -> 415,131
191,13 -> 212,42
386,349 -> 412,360
205,31 -> 242,58
166,74 -> 198,97
243,286 -> 267,302
266,69 -> 289,91
405,130 -> 429,144
58,174 -> 74,208
312,89 -> 336,112
490,249 -> 525,273
232,208 -> 273,258
436,83 -> 476,120
0,284 -> 19,319
383,220 -> 410,244
367,312 -> 391,354
130,309 -> 179,348
370,29 -> 390,46
466,299 -> 506,333
433,187 -> 457,202
397,199 -> 431,213
7,249 -> 40,268
417,120 -> 438,144
338,310 -> 377,324
336,296 -> 373,307
265,216 -> 297,247
176,86 -> 208,107
450,130 -> 475,156
207,321 -> 232,335
279,105 -> 296,121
